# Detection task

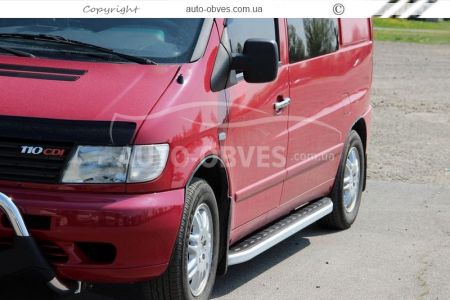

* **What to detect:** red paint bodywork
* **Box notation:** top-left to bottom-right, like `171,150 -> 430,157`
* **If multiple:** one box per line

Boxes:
0,187 -> 184,282
0,18 -> 373,283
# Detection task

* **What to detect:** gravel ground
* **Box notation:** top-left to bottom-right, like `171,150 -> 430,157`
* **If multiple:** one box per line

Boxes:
369,42 -> 450,185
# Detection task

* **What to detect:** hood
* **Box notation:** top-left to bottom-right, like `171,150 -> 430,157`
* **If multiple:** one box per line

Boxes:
0,56 -> 180,129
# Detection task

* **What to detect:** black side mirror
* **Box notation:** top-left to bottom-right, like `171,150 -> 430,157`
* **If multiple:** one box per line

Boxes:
231,39 -> 279,84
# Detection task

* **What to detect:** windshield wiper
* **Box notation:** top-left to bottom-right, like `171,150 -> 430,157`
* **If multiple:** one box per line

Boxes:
0,33 -> 157,65
0,45 -> 35,57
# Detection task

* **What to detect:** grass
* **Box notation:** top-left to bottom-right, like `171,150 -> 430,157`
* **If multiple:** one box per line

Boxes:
373,18 -> 450,44
375,29 -> 450,44
373,18 -> 450,31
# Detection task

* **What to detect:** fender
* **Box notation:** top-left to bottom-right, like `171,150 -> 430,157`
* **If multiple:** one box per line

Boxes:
186,154 -> 233,275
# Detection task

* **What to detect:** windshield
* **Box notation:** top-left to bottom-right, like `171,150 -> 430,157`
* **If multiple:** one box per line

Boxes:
0,19 -> 204,64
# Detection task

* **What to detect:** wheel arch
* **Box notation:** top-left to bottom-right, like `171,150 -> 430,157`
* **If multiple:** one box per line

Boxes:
187,155 -> 232,276
351,118 -> 368,190
352,118 -> 367,151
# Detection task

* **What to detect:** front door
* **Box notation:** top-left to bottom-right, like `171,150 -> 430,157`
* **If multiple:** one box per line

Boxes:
222,19 -> 290,230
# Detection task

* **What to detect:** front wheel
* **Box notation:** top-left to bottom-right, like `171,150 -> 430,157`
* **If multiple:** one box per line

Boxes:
144,179 -> 220,300
322,130 -> 365,230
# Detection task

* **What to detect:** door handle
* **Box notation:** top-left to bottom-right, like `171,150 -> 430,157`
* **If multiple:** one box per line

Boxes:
274,97 -> 291,113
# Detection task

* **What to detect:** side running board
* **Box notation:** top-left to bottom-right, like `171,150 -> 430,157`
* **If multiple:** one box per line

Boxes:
228,197 -> 333,266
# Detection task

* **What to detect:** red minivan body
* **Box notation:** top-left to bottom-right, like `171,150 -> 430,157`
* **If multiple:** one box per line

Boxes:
0,18 -> 372,285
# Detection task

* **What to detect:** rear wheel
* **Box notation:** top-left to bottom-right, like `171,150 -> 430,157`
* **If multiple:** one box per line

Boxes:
144,179 -> 219,300
322,130 -> 365,230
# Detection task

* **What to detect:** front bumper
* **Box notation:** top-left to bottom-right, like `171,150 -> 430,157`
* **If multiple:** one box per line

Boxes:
0,188 -> 185,283
0,192 -> 76,293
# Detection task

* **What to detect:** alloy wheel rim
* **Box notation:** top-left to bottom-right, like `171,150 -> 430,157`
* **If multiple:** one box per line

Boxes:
187,203 -> 213,296
343,147 -> 360,213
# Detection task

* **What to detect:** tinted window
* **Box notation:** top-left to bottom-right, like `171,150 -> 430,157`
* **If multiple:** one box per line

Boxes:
0,19 -> 204,63
287,18 -> 339,63
227,19 -> 278,54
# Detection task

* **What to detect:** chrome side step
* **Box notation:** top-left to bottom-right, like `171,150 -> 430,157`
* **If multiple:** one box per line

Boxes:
228,197 -> 333,266
0,192 -> 79,294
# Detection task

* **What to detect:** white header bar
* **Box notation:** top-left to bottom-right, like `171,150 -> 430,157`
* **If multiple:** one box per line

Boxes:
0,0 -> 449,18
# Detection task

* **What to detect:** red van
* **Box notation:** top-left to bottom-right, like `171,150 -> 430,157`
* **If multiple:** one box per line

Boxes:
0,18 -> 372,299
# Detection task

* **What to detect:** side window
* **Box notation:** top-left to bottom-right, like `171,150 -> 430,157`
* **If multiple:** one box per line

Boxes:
287,18 -> 339,63
227,18 -> 279,56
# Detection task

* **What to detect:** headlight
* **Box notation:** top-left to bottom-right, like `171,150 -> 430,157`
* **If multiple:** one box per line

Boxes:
62,144 -> 169,184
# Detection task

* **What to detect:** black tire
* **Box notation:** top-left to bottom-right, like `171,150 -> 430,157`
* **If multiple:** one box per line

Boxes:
322,130 -> 365,230
143,178 -> 220,300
